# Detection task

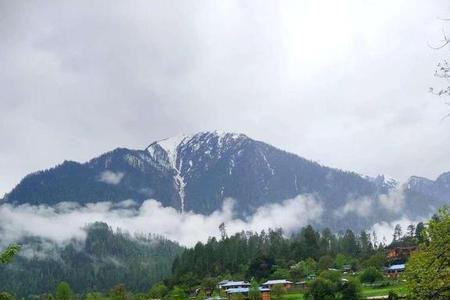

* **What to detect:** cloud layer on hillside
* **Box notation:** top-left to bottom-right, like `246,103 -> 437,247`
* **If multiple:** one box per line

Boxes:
0,195 -> 323,247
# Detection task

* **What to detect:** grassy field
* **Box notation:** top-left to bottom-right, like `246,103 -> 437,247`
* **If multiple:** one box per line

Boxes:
361,283 -> 408,298
282,293 -> 304,300
281,282 -> 408,299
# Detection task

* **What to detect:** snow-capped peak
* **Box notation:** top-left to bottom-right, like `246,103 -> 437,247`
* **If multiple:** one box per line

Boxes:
144,131 -> 249,213
154,134 -> 190,168
147,131 -> 247,157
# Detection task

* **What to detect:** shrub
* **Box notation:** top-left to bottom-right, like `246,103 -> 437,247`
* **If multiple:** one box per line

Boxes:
339,280 -> 362,300
387,290 -> 399,300
305,278 -> 336,299
359,267 -> 383,283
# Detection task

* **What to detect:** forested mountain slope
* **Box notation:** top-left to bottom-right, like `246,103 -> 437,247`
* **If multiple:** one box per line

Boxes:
0,222 -> 183,297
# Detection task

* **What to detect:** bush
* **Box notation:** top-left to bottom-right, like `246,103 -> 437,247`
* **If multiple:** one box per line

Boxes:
271,285 -> 286,300
339,280 -> 362,300
305,278 -> 336,299
169,287 -> 187,300
0,292 -> 15,300
149,283 -> 168,299
359,267 -> 384,283
56,282 -> 73,300
387,291 -> 399,300
319,270 -> 342,284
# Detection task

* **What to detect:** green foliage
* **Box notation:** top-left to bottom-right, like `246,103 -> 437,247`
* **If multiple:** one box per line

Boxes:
290,258 -> 318,281
319,270 -> 341,285
341,230 -> 359,257
85,292 -> 104,300
132,293 -> 147,300
231,294 -> 244,300
201,277 -> 217,294
169,287 -> 187,300
0,222 -> 183,297
338,280 -> 361,300
170,226 -> 385,290
110,284 -> 129,300
195,289 -> 206,300
247,254 -> 275,280
148,283 -> 168,299
248,280 -> 261,300
334,254 -> 348,269
387,290 -> 399,300
414,222 -> 426,244
362,252 -> 386,270
271,284 -> 286,300
56,282 -> 73,300
359,267 -> 384,284
0,244 -> 21,264
0,292 -> 15,300
406,206 -> 450,299
270,266 -> 290,280
307,275 -> 361,299
305,278 -> 336,300
318,255 -> 335,271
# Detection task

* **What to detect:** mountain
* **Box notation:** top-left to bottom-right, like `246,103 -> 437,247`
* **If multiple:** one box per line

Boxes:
2,131 -> 448,230
0,222 -> 183,297
403,172 -> 450,216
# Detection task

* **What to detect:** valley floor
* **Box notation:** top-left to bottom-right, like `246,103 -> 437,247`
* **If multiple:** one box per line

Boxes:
281,282 -> 408,299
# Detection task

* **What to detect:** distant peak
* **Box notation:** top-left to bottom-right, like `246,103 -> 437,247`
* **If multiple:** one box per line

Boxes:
146,131 -> 249,151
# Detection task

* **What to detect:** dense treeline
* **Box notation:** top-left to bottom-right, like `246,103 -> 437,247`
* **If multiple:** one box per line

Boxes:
168,224 -> 423,290
0,222 -> 183,297
0,220 -> 427,299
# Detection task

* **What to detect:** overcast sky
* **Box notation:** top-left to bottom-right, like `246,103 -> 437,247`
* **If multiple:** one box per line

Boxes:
1,0 -> 450,196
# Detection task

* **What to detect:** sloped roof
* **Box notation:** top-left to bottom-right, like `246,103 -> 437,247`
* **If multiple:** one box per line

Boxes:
226,287 -> 270,294
262,279 -> 293,285
388,264 -> 405,271
221,281 -> 250,287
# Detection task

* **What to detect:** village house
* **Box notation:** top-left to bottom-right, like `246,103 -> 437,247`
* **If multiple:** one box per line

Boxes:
220,281 -> 251,291
385,264 -> 405,278
261,279 -> 293,291
386,246 -> 416,261
217,280 -> 231,290
225,287 -> 271,300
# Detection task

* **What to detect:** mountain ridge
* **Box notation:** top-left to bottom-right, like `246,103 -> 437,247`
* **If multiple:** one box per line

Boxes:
2,131 -> 448,231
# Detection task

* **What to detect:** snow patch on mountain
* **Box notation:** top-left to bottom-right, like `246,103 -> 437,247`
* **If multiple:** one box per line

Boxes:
145,132 -> 248,212
146,134 -> 193,212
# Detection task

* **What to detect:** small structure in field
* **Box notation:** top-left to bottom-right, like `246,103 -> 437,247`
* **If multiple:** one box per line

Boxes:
385,264 -> 405,278
342,264 -> 352,272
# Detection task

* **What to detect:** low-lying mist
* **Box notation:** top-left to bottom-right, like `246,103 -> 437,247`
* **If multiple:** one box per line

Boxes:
0,195 -> 323,247
0,188 -> 427,252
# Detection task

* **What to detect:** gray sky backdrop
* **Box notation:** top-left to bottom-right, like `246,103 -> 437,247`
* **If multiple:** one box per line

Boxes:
1,0 -> 450,196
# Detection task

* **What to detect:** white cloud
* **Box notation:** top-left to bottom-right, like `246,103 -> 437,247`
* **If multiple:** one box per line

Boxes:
98,171 -> 124,185
0,195 -> 323,247
378,188 -> 405,213
337,197 -> 373,217
337,187 -> 407,218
